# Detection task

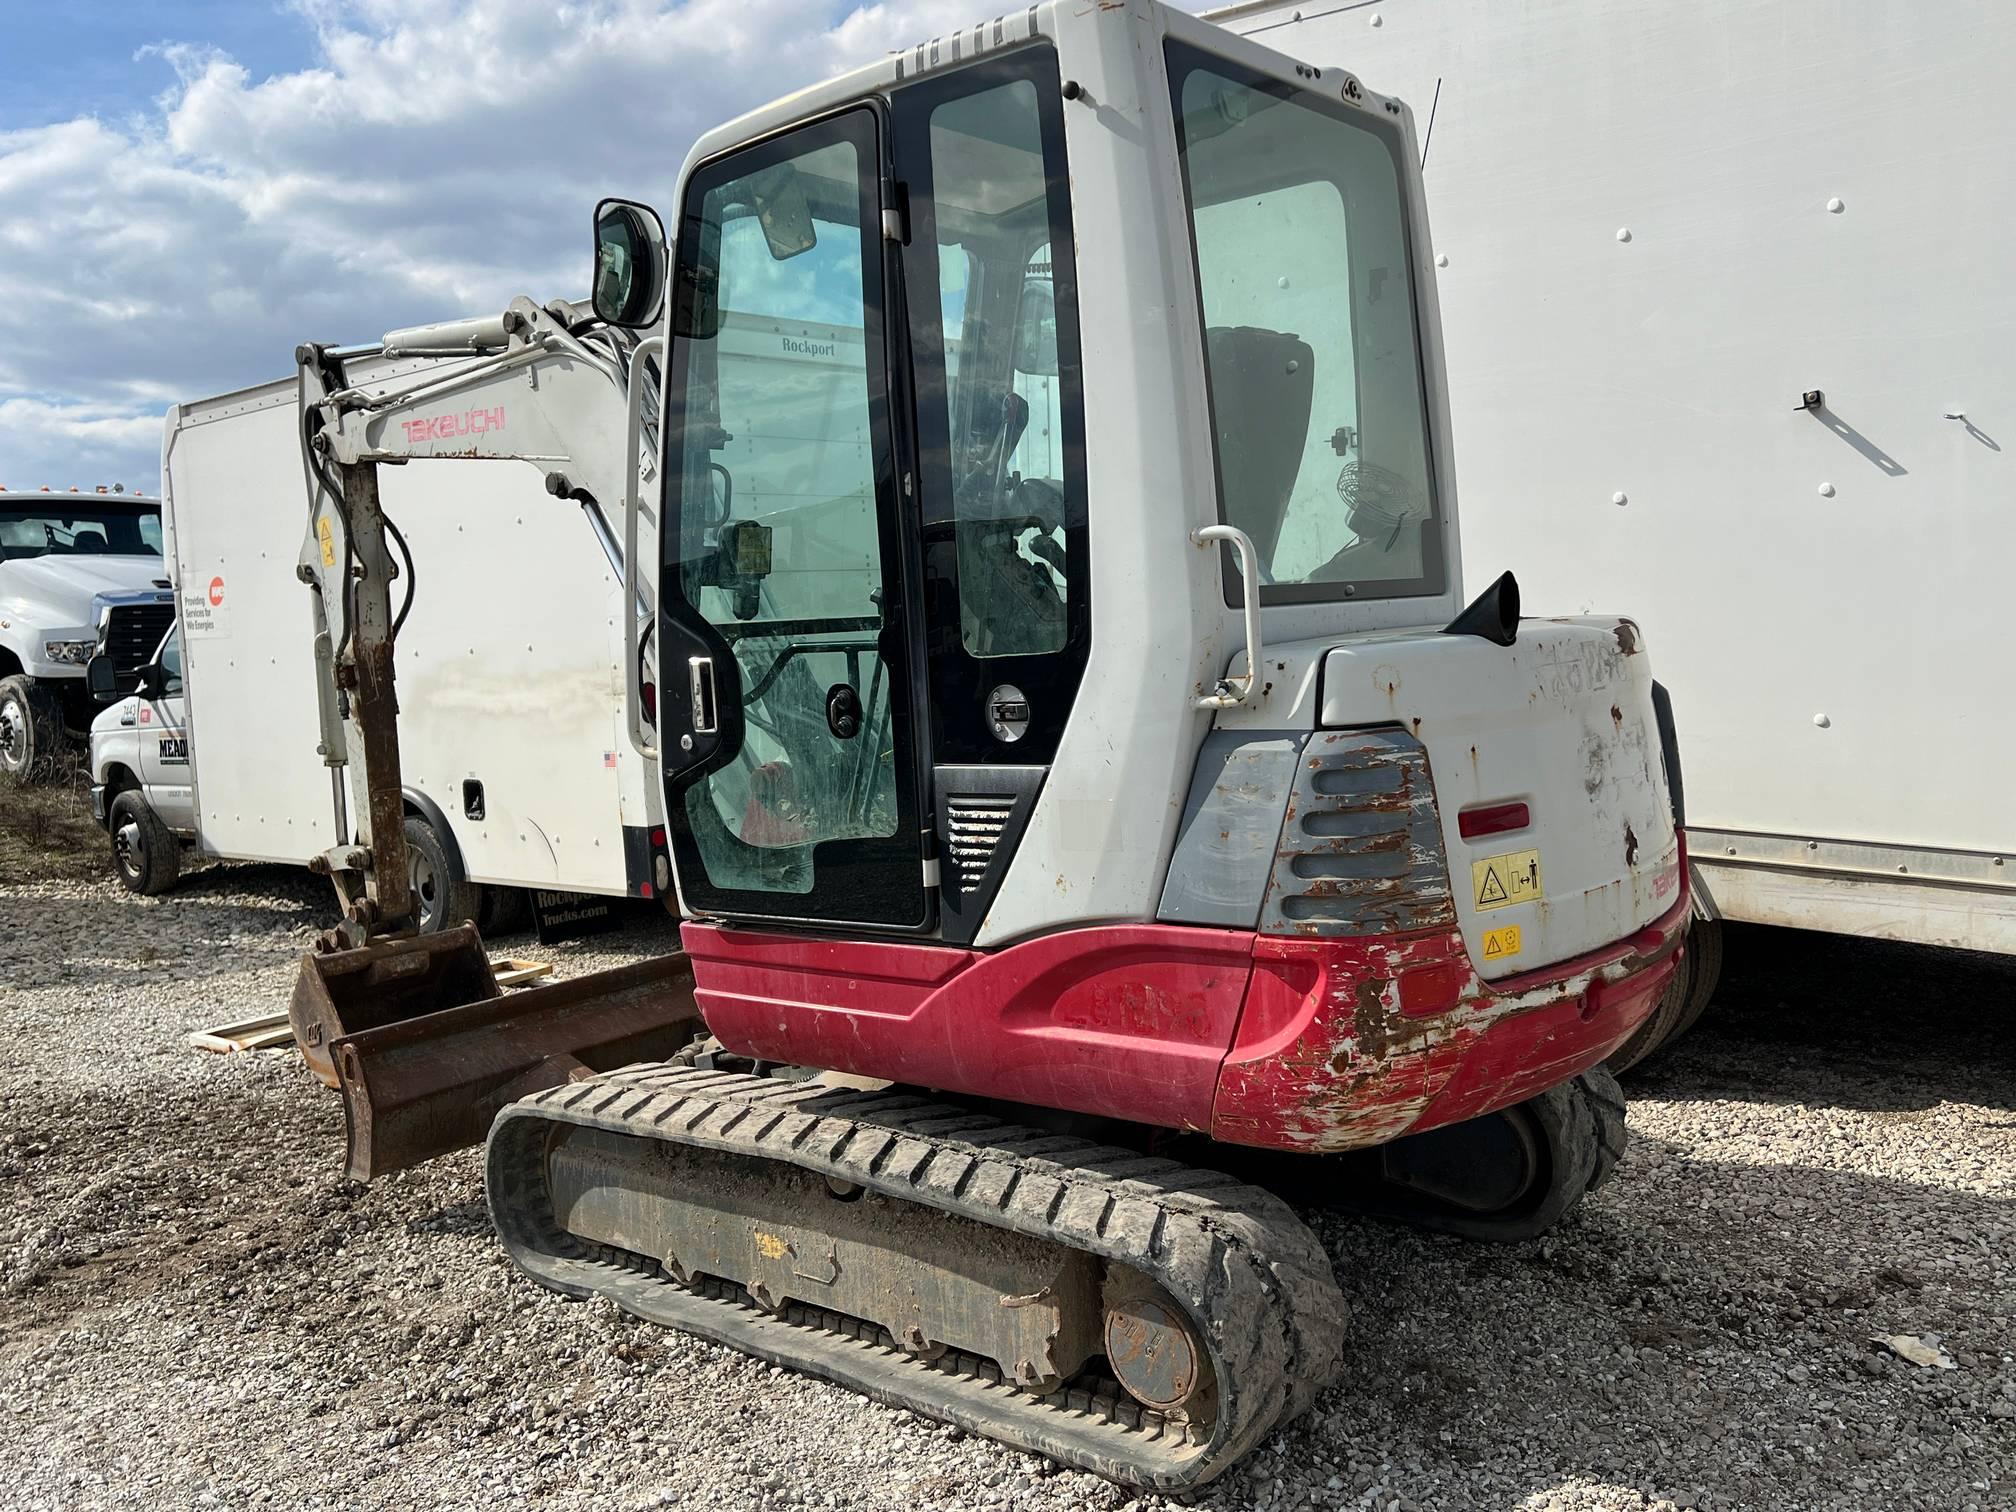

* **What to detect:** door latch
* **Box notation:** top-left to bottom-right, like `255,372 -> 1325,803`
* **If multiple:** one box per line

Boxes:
689,656 -> 719,735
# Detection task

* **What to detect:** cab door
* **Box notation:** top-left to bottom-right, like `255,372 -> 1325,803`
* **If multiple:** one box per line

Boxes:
654,108 -> 931,931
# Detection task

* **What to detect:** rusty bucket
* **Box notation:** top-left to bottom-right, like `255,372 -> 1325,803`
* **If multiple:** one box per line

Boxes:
331,952 -> 702,1181
288,923 -> 500,1088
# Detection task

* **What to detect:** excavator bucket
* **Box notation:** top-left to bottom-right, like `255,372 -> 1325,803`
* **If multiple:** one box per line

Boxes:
288,923 -> 500,1088
329,953 -> 701,1182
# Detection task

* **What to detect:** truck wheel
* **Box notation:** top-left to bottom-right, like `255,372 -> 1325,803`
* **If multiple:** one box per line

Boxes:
404,815 -> 479,936
1607,916 -> 1726,1074
109,790 -> 181,895
0,675 -> 63,783
1666,916 -> 1725,1041
1606,970 -> 1690,1075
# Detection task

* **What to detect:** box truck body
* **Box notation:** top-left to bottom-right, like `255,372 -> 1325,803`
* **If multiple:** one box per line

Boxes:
1219,0 -> 2015,953
131,350 -> 666,916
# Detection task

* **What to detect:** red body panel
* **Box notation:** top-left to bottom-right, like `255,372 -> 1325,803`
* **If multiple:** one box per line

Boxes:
684,923 -> 1254,1132
684,873 -> 1690,1154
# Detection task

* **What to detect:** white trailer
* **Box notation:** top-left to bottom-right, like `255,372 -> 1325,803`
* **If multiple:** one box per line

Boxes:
1217,0 -> 2015,987
104,348 -> 675,929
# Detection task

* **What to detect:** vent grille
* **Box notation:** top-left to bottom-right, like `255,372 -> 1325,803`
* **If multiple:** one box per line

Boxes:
944,795 -> 1016,895
103,602 -> 174,673
1259,729 -> 1456,937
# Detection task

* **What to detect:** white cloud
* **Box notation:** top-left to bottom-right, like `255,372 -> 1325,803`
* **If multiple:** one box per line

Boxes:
0,0 -> 1011,487
0,400 -> 162,493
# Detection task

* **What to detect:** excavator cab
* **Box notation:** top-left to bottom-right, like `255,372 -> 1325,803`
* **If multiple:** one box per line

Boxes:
285,1 -> 1691,1489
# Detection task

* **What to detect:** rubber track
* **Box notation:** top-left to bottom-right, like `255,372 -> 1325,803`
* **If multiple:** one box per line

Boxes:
486,1064 -> 1347,1490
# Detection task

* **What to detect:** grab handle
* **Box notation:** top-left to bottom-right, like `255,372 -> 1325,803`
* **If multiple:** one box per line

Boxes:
1192,524 -> 1264,710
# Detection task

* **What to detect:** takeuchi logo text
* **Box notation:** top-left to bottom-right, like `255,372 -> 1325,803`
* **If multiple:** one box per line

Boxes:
401,406 -> 506,444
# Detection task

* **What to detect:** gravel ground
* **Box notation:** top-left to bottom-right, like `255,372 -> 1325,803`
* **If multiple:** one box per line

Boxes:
2,865 -> 2011,1511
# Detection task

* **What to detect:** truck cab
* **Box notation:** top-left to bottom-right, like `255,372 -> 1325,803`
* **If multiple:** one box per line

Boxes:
88,623 -> 191,893
0,486 -> 172,779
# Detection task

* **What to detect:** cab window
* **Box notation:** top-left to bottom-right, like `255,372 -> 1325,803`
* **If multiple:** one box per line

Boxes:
1169,43 -> 1443,603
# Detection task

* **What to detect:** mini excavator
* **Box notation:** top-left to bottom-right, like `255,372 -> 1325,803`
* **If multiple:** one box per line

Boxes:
283,1 -> 1691,1489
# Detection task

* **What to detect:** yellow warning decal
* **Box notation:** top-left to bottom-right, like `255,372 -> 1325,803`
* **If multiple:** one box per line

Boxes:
752,1230 -> 790,1260
1481,924 -> 1522,961
317,515 -> 337,567
1472,848 -> 1542,912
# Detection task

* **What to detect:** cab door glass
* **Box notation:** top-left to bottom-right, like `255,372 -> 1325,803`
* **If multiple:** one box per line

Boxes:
665,123 -> 910,905
923,78 -> 1070,660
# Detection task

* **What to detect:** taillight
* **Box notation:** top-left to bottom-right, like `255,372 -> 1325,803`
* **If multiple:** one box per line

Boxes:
1459,801 -> 1530,840
640,678 -> 657,724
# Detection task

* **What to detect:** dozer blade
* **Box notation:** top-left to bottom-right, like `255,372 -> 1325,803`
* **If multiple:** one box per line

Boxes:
332,954 -> 702,1183
288,923 -> 500,1088
486,1065 -> 1347,1490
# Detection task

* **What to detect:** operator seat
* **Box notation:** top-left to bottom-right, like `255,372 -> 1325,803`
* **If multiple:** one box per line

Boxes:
1203,326 -> 1315,564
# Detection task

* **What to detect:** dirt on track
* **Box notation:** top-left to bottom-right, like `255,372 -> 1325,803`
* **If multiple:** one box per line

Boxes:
1,866 -> 2011,1511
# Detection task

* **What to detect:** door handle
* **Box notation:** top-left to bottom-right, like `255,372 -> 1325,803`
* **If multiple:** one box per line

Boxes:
689,655 -> 719,735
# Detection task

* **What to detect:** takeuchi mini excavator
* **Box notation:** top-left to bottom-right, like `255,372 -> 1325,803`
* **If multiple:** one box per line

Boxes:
282,0 -> 1692,1489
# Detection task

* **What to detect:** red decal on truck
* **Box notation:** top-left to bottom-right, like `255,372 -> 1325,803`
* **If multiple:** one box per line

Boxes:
207,576 -> 225,607
400,406 -> 507,445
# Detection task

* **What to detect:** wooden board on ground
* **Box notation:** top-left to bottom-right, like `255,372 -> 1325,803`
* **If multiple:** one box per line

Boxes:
188,955 -> 553,1055
492,957 -> 554,989
188,1013 -> 295,1055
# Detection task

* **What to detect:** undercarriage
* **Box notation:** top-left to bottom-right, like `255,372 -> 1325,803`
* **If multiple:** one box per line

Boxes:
484,1058 -> 1627,1489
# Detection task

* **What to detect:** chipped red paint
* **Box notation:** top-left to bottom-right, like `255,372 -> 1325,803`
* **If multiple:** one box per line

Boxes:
1211,868 -> 1690,1151
684,855 -> 1688,1154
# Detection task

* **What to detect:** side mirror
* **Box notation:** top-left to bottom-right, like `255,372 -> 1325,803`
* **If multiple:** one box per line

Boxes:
592,199 -> 668,329
86,654 -> 119,701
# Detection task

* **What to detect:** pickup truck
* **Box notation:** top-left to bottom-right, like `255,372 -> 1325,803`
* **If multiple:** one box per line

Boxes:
0,487 -> 174,780
87,622 -> 190,893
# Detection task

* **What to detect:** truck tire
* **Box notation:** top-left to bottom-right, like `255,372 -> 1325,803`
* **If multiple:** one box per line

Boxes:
109,789 -> 181,895
0,674 -> 64,783
1666,915 -> 1725,1041
1607,916 -> 1725,1074
404,815 -> 480,936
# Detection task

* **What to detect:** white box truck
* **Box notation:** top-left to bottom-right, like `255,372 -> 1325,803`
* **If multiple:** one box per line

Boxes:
86,348 -> 671,932
1216,0 -> 2014,1045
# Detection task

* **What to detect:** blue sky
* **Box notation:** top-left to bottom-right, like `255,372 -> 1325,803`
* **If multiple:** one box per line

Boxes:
0,1 -> 317,130
0,0 -> 1217,492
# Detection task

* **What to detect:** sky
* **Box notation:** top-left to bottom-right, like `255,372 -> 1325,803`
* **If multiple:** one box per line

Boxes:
0,0 -> 1220,492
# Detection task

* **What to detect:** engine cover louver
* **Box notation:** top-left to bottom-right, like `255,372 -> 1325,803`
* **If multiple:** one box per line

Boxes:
945,795 -> 1017,896
1259,728 -> 1457,938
